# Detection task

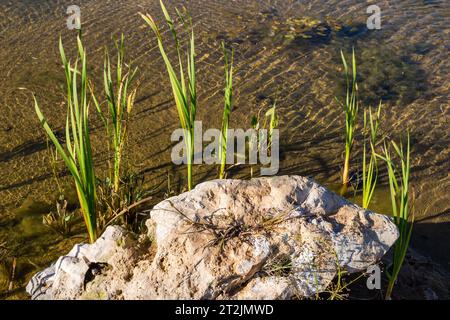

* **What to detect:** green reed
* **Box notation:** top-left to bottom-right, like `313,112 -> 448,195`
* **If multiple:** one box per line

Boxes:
250,103 -> 279,151
219,42 -> 234,179
378,134 -> 413,299
337,49 -> 359,187
34,35 -> 97,243
264,103 -> 279,150
362,102 -> 382,209
249,103 -> 279,177
92,34 -> 138,194
140,1 -> 197,190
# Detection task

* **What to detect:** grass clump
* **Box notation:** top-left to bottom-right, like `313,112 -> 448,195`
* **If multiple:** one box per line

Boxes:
361,102 -> 382,209
140,1 -> 197,190
378,134 -> 414,299
336,49 -> 358,188
34,35 -> 97,243
262,253 -> 292,277
251,103 -> 279,150
92,34 -> 138,195
91,34 -> 147,233
96,171 -> 148,233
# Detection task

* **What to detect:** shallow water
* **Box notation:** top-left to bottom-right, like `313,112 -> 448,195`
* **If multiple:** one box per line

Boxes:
0,0 -> 449,298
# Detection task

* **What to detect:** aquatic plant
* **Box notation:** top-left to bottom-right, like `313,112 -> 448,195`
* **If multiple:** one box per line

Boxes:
336,49 -> 358,187
92,34 -> 137,195
361,102 -> 382,209
140,1 -> 197,190
265,103 -> 279,151
42,195 -> 76,236
250,103 -> 279,151
164,172 -> 177,199
96,171 -> 147,233
249,103 -> 279,177
378,134 -> 413,299
34,36 -> 97,243
219,42 -> 234,179
283,17 -> 331,45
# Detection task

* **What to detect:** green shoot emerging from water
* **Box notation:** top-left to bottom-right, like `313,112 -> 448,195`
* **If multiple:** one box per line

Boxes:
249,103 -> 279,177
337,49 -> 358,187
34,36 -> 97,243
140,1 -> 197,190
219,42 -> 234,179
264,103 -> 279,151
362,102 -> 382,209
378,134 -> 414,299
42,195 -> 76,237
92,34 -> 138,194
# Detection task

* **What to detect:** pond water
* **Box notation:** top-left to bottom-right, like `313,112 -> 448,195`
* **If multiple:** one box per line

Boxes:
0,0 -> 449,298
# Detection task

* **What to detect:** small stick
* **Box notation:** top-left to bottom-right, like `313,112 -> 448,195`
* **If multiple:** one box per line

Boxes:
105,196 -> 153,228
8,257 -> 16,291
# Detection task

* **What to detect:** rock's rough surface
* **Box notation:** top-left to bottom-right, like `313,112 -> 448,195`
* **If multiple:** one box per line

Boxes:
26,225 -> 142,300
27,176 -> 398,300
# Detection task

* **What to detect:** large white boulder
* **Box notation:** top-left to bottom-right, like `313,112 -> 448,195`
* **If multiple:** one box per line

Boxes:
27,176 -> 398,300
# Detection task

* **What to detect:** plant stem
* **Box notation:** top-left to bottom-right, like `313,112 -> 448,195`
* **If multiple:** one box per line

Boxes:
342,150 -> 350,186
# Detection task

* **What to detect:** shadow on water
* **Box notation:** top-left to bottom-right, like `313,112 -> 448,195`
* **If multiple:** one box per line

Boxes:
412,220 -> 450,267
0,130 -> 64,163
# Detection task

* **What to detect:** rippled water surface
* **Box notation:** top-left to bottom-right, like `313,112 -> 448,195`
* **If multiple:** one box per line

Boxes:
0,0 -> 449,298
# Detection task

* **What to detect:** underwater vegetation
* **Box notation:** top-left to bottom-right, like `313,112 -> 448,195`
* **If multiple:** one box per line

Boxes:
282,17 -> 332,44
356,46 -> 427,105
42,194 -> 75,236
34,32 -> 147,243
270,14 -> 427,107
270,15 -> 368,49
96,171 -> 147,233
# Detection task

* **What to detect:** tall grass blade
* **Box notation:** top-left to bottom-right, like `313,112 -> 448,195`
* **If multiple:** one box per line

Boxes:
362,101 -> 382,209
140,1 -> 197,190
92,34 -> 138,194
377,134 -> 414,299
34,35 -> 97,243
219,42 -> 234,179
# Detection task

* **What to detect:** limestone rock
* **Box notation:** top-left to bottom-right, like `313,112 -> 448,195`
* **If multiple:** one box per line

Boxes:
27,176 -> 398,300
26,226 -> 140,300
